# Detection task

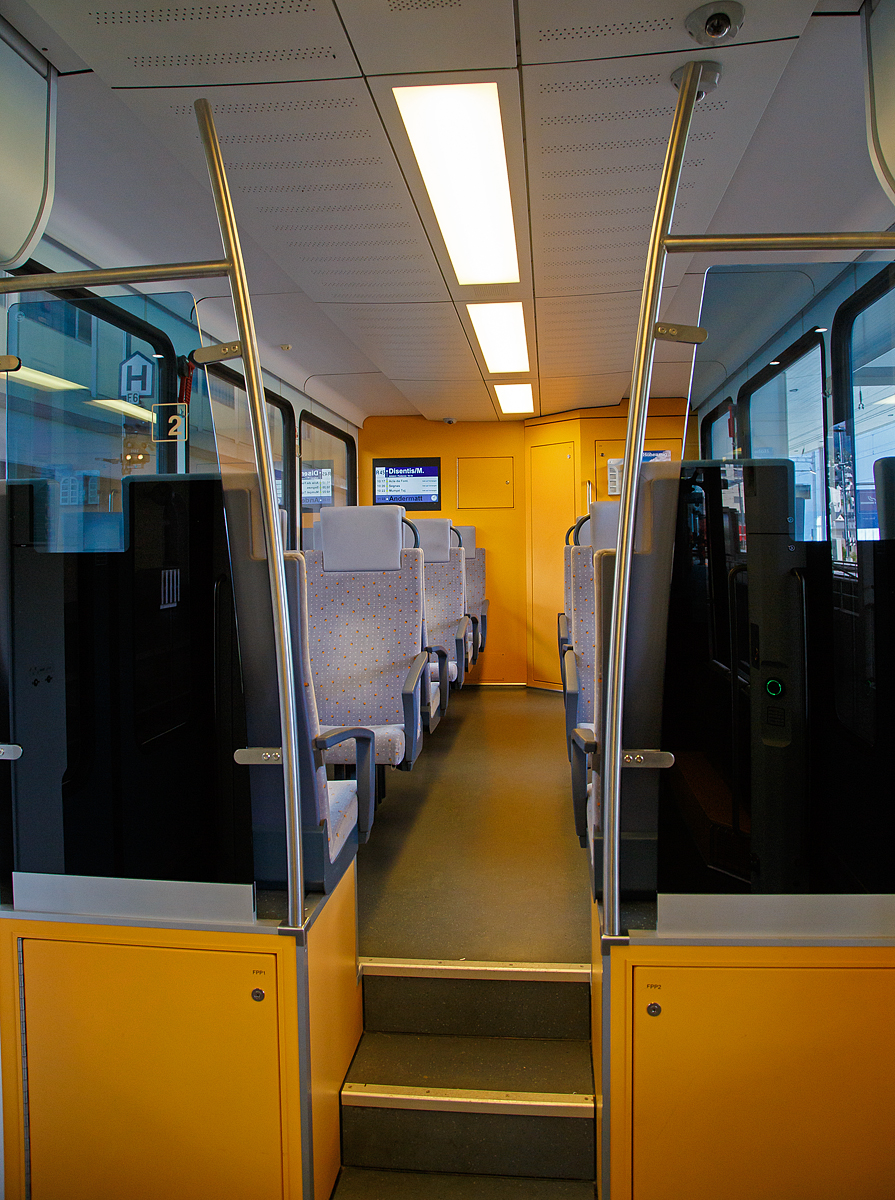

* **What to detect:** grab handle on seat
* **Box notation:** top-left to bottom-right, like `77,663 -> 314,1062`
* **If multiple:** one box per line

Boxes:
314,726 -> 376,842
400,650 -> 429,769
403,517 -> 420,547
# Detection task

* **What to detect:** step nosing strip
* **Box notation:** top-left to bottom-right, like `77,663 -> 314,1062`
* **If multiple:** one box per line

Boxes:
359,958 -> 591,982
341,1082 -> 595,1118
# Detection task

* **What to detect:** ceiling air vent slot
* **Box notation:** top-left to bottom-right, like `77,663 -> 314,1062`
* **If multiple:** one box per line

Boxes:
540,75 -> 661,94
172,98 -> 358,116
240,181 -> 393,194
92,0 -> 313,20
226,157 -> 383,169
541,181 -> 695,203
128,46 -> 335,67
219,129 -> 370,143
258,202 -> 403,213
273,221 -> 412,232
388,0 -> 461,8
538,18 -> 674,41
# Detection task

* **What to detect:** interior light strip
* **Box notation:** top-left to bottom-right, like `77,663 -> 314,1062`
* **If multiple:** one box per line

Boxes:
9,365 -> 87,392
467,302 -> 529,373
393,82 -> 520,286
495,383 -> 534,414
87,397 -> 156,423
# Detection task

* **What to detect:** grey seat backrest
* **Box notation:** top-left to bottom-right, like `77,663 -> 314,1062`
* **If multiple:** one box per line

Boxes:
304,505 -> 425,766
414,518 -> 467,680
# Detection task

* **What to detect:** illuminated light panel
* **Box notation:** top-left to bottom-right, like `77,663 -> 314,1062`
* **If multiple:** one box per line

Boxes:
495,383 -> 534,414
9,365 -> 87,392
467,302 -> 529,373
87,397 -> 156,423
393,82 -> 520,285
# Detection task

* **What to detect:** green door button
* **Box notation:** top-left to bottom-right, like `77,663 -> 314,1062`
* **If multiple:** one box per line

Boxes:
765,678 -> 784,697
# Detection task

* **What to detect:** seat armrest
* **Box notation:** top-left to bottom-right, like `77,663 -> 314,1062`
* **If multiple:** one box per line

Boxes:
425,645 -> 450,715
558,612 -> 570,687
468,614 -> 480,665
401,650 -> 429,768
571,726 -> 599,847
453,615 -> 472,688
314,726 -> 375,841
563,647 -> 579,760
479,599 -> 489,652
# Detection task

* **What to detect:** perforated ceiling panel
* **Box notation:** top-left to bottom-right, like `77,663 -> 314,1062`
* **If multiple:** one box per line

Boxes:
119,80 -> 450,305
319,303 -> 482,380
337,0 -> 516,74
393,378 -> 498,422
24,0 -> 360,84
517,0 -> 816,65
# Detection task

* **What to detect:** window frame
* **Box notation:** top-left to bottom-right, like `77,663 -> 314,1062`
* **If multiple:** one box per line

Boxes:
701,396 -> 735,460
298,409 -> 357,548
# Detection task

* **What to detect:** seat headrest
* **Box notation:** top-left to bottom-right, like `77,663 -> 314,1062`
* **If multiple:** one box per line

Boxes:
320,505 -> 404,570
454,525 -> 476,555
413,517 -> 453,563
588,501 -> 619,551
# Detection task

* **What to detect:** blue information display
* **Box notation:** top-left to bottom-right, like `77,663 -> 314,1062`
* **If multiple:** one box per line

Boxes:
373,457 -> 441,511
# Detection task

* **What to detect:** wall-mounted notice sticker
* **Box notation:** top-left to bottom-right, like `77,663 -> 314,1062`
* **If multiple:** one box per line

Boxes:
641,449 -> 672,463
151,402 -> 188,443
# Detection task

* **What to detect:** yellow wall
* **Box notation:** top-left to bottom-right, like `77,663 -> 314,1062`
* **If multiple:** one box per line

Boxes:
359,401 -> 689,687
359,416 -> 528,684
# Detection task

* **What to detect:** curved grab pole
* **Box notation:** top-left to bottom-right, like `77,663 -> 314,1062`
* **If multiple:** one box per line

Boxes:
450,526 -> 463,546
402,517 -> 420,547
572,515 -> 590,546
194,98 -> 305,928
601,61 -> 704,941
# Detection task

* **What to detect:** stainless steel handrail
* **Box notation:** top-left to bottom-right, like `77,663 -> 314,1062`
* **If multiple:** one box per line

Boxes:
194,98 -> 305,928
601,60 -> 704,940
0,261 -> 230,295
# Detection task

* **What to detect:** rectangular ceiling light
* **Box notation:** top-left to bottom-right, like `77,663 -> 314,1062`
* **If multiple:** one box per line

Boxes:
495,383 -> 534,414
9,365 -> 87,392
467,302 -> 529,373
393,82 -> 520,286
87,397 -> 156,423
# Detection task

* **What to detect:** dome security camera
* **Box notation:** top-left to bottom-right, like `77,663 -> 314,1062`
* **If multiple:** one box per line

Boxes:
685,2 -> 744,47
443,417 -> 456,424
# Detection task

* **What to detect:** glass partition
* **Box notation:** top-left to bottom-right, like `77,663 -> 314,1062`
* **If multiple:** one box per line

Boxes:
299,409 -> 357,546
1,288 -> 289,895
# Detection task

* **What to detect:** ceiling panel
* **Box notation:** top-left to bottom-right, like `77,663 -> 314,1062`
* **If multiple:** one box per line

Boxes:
526,40 -> 805,301
337,0 -> 516,75
303,372 -> 418,418
24,0 -> 360,85
392,378 -> 498,422
119,79 -> 450,304
517,0 -> 816,66
320,302 -> 482,380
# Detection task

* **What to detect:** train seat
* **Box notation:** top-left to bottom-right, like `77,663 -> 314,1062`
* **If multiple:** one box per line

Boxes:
412,518 -> 471,690
283,551 -> 375,892
455,524 -> 486,663
569,463 -> 680,853
303,505 -> 428,771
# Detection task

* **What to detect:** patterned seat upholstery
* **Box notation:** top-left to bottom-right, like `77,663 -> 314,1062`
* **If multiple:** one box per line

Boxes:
413,519 -> 471,690
303,505 -> 427,769
283,549 -> 377,893
455,525 -> 485,662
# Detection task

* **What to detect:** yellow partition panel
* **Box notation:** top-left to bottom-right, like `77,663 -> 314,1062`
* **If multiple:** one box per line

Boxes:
0,921 -> 303,1200
23,938 -> 284,1200
307,862 -> 363,1200
609,944 -> 895,1200
528,440 -> 576,687
457,456 -> 515,507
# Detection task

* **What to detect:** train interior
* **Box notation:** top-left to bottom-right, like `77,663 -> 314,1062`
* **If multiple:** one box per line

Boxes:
2,1 -> 895,1198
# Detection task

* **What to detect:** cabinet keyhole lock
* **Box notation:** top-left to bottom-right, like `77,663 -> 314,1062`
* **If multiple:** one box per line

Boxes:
251,988 -> 265,1002
646,1002 -> 662,1017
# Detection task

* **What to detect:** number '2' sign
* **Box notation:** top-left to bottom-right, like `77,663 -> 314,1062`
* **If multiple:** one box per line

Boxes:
151,402 -> 188,444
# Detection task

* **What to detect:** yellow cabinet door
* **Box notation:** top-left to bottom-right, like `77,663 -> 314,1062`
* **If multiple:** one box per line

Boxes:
631,965 -> 895,1200
22,938 -> 284,1200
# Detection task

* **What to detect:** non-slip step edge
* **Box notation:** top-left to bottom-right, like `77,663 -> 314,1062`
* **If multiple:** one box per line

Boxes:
360,958 -> 591,982
342,1082 -> 595,1118
332,1166 -> 597,1198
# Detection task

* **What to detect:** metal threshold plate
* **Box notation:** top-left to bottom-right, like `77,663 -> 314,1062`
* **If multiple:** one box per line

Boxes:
359,958 -> 590,982
341,1083 -> 595,1118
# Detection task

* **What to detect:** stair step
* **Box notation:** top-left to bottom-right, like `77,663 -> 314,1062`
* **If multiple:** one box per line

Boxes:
332,1167 -> 596,1198
361,959 -> 590,1040
341,1033 -> 595,1180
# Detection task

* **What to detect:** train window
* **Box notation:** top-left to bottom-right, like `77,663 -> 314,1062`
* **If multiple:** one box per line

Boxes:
738,331 -> 827,542
701,398 -> 736,460
299,410 -> 357,546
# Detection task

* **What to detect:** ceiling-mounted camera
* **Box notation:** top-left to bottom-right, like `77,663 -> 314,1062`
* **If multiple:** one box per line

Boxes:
685,2 -> 744,47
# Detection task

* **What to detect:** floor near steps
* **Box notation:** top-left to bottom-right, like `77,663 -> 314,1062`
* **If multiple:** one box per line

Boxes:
356,686 -> 591,964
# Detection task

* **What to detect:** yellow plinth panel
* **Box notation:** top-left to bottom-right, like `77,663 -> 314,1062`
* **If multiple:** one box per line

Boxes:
0,919 -> 304,1199
608,942 -> 895,1200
